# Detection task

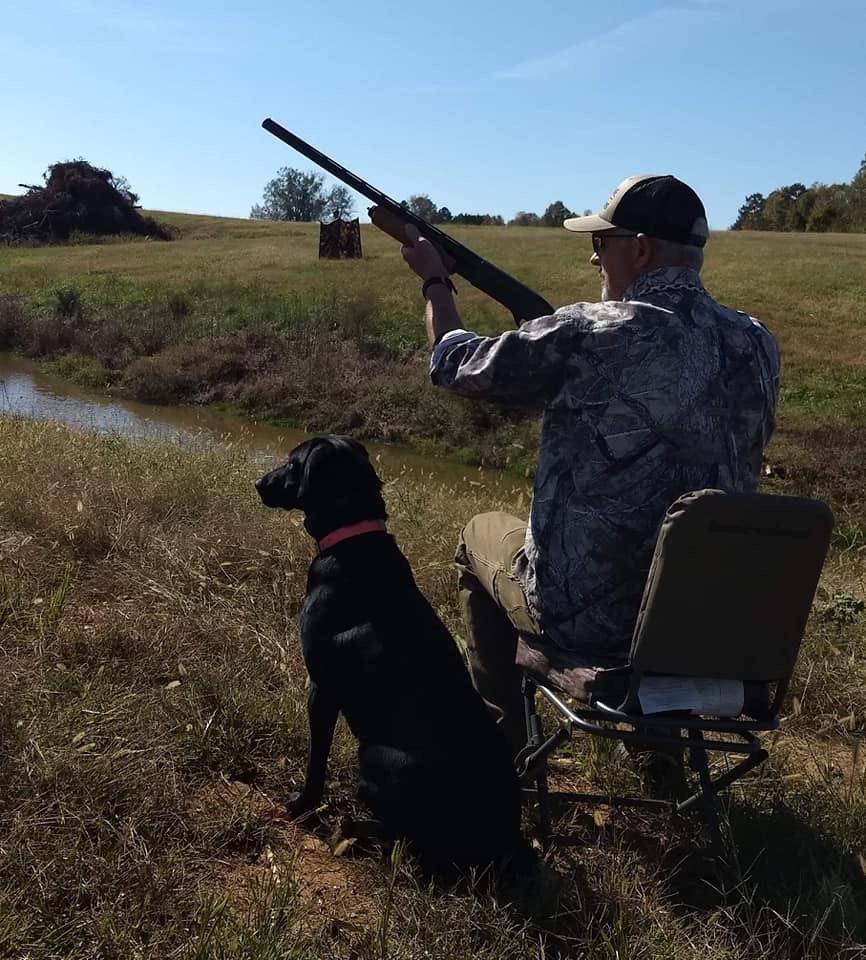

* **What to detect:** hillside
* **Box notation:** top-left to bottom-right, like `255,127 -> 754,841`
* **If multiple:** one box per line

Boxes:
1,207 -> 865,957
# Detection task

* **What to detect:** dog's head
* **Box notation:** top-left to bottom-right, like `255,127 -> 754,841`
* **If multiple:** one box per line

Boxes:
255,435 -> 386,538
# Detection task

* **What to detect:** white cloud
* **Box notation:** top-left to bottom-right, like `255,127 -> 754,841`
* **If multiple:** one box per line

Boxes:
494,4 -> 721,81
58,0 -> 172,36
55,0 -> 240,56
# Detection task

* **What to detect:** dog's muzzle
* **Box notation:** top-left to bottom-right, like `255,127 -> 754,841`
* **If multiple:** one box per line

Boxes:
255,472 -> 294,510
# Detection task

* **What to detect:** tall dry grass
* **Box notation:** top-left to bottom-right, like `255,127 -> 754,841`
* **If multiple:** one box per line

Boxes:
1,211 -> 865,955
1,417 -> 864,958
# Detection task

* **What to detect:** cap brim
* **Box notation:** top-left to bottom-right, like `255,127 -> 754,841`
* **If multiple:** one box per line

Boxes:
562,213 -> 615,233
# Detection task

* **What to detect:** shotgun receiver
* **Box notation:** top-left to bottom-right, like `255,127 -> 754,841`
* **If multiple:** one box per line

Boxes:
261,118 -> 554,325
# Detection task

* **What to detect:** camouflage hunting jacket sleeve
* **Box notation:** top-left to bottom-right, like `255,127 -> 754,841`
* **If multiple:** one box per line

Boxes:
430,267 -> 781,659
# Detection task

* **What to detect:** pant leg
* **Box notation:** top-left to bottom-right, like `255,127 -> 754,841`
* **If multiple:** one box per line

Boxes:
455,512 -> 540,753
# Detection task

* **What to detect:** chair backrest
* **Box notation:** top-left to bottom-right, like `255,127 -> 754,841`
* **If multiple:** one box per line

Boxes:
628,490 -> 834,685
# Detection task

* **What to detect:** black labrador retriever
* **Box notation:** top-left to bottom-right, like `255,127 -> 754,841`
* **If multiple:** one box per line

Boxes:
255,434 -> 530,875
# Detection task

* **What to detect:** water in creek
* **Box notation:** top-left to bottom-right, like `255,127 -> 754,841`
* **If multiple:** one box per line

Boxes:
0,352 -> 527,494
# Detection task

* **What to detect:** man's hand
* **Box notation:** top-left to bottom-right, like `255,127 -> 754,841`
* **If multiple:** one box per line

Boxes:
401,223 -> 450,281
401,223 -> 463,345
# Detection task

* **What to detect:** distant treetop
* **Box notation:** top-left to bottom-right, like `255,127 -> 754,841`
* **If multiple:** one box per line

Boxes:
508,200 -> 578,227
731,153 -> 866,232
402,194 -> 504,225
251,166 -> 354,222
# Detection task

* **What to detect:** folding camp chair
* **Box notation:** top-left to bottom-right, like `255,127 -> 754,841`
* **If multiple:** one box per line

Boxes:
515,489 -> 834,848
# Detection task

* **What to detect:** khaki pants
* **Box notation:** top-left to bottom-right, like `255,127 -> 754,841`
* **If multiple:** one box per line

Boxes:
454,512 -> 541,754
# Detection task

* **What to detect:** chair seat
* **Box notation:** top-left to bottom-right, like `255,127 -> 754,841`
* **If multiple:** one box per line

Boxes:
516,632 -> 771,719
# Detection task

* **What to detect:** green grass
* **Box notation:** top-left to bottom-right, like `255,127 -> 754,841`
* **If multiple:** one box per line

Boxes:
781,365 -> 866,420
2,206 -> 866,956
2,212 -> 866,471
0,417 -> 864,958
1,211 -> 864,339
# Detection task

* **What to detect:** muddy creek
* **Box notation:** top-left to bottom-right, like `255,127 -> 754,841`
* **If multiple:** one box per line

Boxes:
0,352 -> 527,494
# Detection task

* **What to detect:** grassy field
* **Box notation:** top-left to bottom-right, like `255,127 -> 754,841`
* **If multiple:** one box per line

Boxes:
1,215 -> 865,956
1,214 -> 865,466
0,417 -> 864,959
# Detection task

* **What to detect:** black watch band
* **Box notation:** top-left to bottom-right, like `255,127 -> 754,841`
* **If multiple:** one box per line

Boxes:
422,276 -> 456,298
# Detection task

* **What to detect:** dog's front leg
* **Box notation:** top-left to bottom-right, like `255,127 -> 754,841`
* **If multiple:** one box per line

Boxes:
287,681 -> 339,818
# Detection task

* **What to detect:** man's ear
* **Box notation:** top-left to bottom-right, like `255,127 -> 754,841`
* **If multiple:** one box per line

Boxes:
635,233 -> 657,270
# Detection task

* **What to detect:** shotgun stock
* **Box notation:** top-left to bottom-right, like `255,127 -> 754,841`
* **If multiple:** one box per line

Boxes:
261,118 -> 554,325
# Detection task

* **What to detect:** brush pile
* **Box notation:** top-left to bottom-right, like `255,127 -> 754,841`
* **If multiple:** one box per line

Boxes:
0,159 -> 172,244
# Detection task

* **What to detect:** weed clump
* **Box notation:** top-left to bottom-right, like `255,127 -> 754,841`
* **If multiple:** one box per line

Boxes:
0,160 -> 172,245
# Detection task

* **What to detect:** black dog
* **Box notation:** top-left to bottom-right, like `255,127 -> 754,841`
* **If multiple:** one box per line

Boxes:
255,435 -> 530,875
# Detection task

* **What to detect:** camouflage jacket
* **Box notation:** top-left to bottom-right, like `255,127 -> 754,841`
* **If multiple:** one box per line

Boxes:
430,267 -> 781,659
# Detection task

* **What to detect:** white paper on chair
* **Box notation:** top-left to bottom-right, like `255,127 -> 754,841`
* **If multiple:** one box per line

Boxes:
637,676 -> 745,717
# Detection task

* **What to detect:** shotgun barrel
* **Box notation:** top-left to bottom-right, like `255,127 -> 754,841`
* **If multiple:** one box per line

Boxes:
261,118 -> 555,325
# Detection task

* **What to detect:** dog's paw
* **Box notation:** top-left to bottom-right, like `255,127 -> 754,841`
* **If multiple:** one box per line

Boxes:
285,791 -> 321,821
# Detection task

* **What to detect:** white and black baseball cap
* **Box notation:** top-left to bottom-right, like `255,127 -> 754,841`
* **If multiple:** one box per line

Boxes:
564,174 -> 709,247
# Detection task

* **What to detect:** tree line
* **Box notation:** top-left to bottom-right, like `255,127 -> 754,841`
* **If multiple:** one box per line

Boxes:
400,195 -> 587,228
731,153 -> 866,232
250,168 -> 585,227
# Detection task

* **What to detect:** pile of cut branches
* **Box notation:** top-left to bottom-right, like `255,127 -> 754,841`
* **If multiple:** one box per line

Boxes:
0,159 -> 171,244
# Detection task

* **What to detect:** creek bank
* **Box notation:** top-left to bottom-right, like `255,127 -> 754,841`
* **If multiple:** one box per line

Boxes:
0,352 -> 534,493
0,293 -> 541,474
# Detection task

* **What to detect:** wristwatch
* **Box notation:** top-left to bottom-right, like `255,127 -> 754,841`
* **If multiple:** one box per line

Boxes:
422,276 -> 457,298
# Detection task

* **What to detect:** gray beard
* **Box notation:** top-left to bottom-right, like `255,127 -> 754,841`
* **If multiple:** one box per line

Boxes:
601,280 -> 613,301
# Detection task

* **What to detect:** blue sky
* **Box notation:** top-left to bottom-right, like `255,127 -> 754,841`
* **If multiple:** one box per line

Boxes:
2,0 -> 864,230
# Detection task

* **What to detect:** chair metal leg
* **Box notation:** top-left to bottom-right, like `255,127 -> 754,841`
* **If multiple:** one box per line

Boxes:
534,760 -> 553,843
519,674 -> 770,855
519,674 -> 554,844
676,749 -> 768,814
684,729 -> 723,851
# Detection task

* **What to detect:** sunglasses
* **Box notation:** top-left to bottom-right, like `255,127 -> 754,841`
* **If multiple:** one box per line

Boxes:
591,232 -> 637,254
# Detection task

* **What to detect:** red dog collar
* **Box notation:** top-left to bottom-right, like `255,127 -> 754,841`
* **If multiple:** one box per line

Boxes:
317,519 -> 387,553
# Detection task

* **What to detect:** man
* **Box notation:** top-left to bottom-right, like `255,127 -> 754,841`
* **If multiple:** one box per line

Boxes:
401,175 -> 780,752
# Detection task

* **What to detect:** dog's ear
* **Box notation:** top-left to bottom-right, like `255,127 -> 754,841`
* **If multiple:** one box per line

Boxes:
297,436 -> 372,500
296,442 -> 325,503
280,457 -> 303,508
295,435 -> 384,517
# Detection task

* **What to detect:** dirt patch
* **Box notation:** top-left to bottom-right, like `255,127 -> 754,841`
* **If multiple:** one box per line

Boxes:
190,780 -> 382,934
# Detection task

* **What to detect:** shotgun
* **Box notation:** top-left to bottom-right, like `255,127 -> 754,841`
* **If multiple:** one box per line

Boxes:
261,118 -> 554,325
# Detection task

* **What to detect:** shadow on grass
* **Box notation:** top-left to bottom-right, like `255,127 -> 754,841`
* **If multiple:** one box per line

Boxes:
725,798 -> 866,944
528,785 -> 866,957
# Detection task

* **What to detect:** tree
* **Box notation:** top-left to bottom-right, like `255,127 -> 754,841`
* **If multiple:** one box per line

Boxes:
849,154 -> 866,227
326,185 -> 354,221
805,184 -> 848,232
250,167 -> 354,222
794,187 -> 820,230
761,189 -> 795,231
730,149 -> 866,233
782,183 -> 808,201
540,200 -> 576,227
761,183 -> 810,231
405,194 -> 439,221
508,211 -> 541,226
730,193 -> 766,230
451,212 -> 504,225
